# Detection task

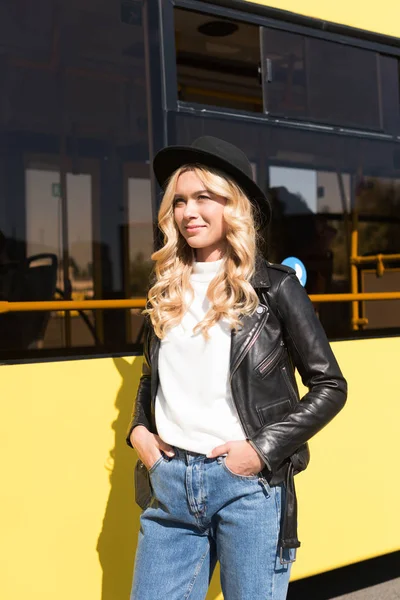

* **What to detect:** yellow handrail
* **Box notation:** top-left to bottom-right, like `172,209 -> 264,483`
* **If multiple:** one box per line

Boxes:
349,218 -> 400,329
0,299 -> 146,314
350,227 -> 360,329
351,253 -> 400,264
308,292 -> 400,302
0,293 -> 400,314
351,252 -> 400,278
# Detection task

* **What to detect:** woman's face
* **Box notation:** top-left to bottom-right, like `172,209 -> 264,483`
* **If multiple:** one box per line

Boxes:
173,170 -> 227,262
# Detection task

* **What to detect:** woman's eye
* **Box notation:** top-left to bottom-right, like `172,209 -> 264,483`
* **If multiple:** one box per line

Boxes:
198,195 -> 211,200
173,198 -> 185,206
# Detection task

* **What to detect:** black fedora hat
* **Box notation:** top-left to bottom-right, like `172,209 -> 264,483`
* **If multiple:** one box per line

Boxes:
153,136 -> 271,224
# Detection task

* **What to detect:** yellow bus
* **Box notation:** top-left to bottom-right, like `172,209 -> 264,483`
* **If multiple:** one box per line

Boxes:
1,1 -> 399,599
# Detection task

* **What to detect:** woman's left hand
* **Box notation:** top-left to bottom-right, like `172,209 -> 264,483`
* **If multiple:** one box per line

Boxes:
207,440 -> 265,476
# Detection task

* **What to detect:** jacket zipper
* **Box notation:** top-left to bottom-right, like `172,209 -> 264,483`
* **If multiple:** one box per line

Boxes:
257,396 -> 292,412
230,309 -> 269,378
229,310 -> 268,432
258,341 -> 285,377
281,365 -> 298,405
229,309 -> 273,470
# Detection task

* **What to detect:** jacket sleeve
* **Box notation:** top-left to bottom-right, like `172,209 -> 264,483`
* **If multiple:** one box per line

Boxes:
251,272 -> 348,473
125,320 -> 153,448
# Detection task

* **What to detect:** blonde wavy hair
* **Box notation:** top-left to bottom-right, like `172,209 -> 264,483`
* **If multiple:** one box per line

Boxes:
144,165 -> 262,339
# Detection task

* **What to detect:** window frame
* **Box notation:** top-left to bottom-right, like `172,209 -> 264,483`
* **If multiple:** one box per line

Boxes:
166,0 -> 400,139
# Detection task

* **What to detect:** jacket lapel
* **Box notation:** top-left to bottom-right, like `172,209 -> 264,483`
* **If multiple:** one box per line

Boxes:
230,305 -> 269,374
230,256 -> 271,373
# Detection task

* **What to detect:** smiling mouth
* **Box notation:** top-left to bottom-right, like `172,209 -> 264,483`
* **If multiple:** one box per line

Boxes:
186,225 -> 206,231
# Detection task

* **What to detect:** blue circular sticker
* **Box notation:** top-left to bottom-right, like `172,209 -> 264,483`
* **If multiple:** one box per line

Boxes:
281,257 -> 307,287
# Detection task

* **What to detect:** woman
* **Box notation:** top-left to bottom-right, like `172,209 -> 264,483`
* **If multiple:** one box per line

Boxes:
126,136 -> 347,600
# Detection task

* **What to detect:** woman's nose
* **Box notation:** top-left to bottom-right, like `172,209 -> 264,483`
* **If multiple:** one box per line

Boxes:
183,200 -> 198,218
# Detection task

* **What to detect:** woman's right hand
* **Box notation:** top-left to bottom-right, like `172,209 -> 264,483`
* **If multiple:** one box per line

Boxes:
130,425 -> 175,471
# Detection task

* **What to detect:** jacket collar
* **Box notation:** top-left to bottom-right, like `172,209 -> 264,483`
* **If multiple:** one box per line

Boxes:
250,255 -> 270,289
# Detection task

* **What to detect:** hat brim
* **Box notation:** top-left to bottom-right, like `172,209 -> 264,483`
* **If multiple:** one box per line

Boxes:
153,146 -> 271,224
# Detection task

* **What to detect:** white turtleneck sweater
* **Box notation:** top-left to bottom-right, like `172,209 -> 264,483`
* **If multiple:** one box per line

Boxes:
154,259 -> 246,455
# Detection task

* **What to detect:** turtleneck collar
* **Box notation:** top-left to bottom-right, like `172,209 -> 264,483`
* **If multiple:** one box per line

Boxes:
191,258 -> 224,282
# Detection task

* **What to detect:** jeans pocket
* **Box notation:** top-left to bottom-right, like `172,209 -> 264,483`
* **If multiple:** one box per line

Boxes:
220,456 -> 260,481
148,453 -> 166,474
258,475 -> 272,498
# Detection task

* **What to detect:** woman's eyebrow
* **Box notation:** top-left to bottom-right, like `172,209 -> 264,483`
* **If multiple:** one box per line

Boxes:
173,189 -> 210,199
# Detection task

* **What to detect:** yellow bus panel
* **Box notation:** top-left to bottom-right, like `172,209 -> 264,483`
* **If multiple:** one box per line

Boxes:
247,0 -> 400,38
1,336 -> 399,599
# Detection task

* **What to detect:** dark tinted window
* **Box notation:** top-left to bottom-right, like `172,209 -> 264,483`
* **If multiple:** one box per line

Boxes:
306,38 -> 380,129
356,176 -> 400,329
0,0 -> 153,360
380,55 -> 400,134
174,7 -> 262,113
173,9 -> 400,133
261,29 -> 399,132
171,112 -> 400,338
262,29 -> 384,130
261,29 -> 307,119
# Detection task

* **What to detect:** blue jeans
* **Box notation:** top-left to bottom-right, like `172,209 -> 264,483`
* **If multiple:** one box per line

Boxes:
131,447 -> 291,600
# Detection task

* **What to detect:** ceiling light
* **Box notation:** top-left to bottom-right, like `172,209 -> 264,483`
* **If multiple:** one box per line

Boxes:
197,21 -> 238,37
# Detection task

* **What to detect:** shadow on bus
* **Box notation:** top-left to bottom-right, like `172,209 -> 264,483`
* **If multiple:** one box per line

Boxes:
96,356 -> 143,600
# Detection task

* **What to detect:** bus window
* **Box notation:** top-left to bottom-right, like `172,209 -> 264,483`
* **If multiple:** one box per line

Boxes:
171,110 -> 400,339
268,166 -> 350,302
260,28 -> 399,133
174,7 -> 262,113
125,164 -> 153,344
356,177 -> 400,329
380,55 -> 400,135
0,0 -> 152,360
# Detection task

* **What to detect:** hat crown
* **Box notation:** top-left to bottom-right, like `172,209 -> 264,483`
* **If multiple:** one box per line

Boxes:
191,136 -> 253,181
152,135 -> 271,223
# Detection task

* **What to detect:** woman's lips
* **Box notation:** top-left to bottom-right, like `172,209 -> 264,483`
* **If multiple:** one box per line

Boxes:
186,225 -> 205,232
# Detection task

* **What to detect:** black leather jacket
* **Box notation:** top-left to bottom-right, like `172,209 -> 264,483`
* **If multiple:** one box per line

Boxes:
126,258 -> 347,557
